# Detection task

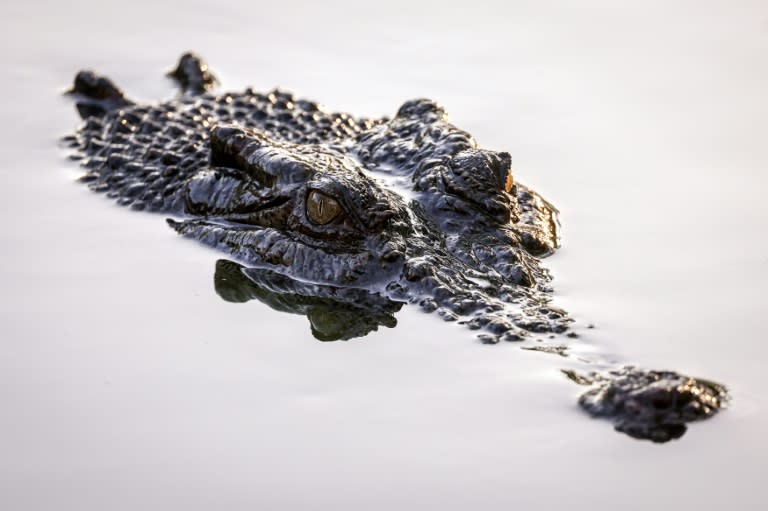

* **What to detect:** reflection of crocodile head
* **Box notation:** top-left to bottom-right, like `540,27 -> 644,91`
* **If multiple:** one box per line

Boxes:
62,53 -> 728,443
214,259 -> 402,341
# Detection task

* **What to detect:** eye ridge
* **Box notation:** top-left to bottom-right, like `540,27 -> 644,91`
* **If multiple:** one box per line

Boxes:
306,189 -> 344,225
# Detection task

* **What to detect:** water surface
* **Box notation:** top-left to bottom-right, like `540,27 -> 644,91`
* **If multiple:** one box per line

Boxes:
1,1 -> 766,509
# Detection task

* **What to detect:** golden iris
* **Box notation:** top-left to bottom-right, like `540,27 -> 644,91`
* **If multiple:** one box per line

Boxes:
306,190 -> 342,225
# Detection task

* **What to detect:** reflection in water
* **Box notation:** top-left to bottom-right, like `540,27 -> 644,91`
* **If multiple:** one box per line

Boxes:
214,259 -> 403,342
213,259 -> 727,443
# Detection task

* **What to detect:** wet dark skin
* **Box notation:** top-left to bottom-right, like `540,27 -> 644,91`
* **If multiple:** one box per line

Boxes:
63,53 -> 728,443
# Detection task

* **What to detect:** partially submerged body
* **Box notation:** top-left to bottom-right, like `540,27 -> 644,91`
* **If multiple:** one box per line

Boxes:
63,53 -> 728,442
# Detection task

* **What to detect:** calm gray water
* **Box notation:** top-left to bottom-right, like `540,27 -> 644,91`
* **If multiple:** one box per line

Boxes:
1,1 -> 767,509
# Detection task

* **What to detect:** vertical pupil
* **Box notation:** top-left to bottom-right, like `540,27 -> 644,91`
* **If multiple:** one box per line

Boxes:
307,190 -> 341,225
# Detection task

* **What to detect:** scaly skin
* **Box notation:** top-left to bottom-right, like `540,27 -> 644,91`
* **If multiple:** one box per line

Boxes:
62,53 -> 728,442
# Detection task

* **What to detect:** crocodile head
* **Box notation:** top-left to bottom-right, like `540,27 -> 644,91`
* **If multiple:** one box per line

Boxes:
170,125 -> 413,288
62,54 -> 729,443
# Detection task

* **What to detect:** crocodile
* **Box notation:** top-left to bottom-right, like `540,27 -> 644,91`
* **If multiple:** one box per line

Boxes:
62,53 -> 727,443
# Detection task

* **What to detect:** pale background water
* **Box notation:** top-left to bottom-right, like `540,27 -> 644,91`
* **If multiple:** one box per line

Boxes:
1,1 -> 766,509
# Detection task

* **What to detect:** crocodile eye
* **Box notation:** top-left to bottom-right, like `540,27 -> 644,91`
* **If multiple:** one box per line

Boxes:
306,190 -> 343,225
